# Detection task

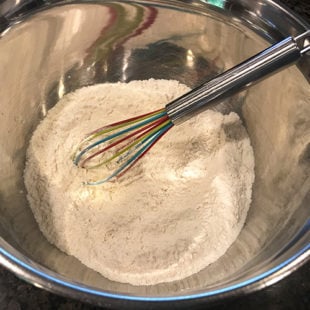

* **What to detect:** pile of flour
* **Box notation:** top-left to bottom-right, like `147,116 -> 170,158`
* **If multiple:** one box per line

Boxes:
24,79 -> 255,286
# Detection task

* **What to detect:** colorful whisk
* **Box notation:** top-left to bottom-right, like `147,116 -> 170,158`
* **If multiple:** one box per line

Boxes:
73,31 -> 310,185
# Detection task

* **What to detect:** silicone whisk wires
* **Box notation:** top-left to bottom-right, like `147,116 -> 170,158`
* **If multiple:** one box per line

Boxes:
72,108 -> 173,185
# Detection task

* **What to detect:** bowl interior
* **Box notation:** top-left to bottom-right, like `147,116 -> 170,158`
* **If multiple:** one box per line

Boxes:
0,0 -> 309,299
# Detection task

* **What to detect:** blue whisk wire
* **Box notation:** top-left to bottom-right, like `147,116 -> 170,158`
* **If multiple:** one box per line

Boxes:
85,121 -> 173,185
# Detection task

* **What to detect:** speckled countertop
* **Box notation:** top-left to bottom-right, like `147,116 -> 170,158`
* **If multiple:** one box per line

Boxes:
0,1 -> 309,309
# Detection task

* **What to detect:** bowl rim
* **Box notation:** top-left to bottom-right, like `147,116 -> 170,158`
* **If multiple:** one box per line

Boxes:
0,240 -> 309,305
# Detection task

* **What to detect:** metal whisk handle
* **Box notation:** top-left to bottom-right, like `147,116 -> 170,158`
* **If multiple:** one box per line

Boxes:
166,30 -> 310,125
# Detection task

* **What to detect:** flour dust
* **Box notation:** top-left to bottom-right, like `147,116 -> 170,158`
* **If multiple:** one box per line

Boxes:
24,79 -> 255,285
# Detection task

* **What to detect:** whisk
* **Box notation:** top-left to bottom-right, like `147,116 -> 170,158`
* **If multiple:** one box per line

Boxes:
73,31 -> 310,185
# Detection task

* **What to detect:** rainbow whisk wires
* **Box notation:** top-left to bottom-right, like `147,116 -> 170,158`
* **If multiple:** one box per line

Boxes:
72,108 -> 173,185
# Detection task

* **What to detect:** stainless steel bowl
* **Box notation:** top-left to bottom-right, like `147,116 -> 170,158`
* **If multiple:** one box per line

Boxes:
0,0 -> 309,308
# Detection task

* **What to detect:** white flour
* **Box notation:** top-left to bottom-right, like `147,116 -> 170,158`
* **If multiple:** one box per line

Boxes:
24,79 -> 255,286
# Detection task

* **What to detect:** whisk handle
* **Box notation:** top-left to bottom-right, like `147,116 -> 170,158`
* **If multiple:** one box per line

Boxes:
166,30 -> 310,125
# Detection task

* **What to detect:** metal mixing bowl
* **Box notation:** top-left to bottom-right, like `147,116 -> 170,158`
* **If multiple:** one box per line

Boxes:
0,0 -> 309,308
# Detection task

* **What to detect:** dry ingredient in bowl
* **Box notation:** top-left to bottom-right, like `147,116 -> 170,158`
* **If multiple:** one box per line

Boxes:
24,79 -> 255,286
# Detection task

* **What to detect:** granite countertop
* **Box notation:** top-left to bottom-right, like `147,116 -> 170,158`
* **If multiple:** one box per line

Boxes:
0,1 -> 309,309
